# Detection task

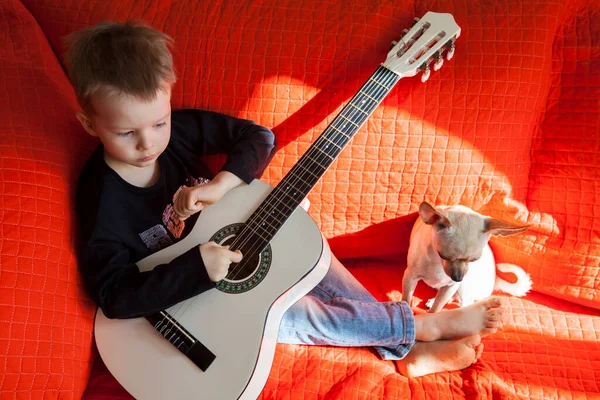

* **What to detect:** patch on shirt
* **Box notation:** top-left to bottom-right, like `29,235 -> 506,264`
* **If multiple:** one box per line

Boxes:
162,203 -> 184,239
139,224 -> 173,252
187,176 -> 211,187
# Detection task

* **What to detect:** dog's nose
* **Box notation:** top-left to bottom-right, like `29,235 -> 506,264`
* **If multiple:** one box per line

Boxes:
451,271 -> 463,282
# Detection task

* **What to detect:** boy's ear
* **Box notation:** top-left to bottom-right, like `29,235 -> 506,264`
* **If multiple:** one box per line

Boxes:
484,218 -> 529,237
76,111 -> 97,137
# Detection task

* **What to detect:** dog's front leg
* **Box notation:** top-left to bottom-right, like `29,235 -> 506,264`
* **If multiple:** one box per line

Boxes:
402,272 -> 419,307
428,284 -> 460,313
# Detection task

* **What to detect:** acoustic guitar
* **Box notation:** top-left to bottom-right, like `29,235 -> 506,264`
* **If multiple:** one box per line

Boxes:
94,12 -> 461,399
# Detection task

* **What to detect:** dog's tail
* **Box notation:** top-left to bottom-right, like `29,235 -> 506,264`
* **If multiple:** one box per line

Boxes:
494,263 -> 532,297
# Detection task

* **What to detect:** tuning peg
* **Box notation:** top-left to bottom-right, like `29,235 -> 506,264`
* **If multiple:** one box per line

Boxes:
390,40 -> 398,49
444,40 -> 456,60
412,17 -> 420,26
419,62 -> 431,82
432,52 -> 444,71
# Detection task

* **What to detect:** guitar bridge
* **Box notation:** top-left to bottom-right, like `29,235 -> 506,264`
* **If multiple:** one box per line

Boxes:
146,310 -> 216,371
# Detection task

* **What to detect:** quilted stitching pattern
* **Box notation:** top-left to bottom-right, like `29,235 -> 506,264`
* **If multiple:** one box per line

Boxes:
0,1 -> 97,398
1,0 -> 598,398
494,0 -> 600,308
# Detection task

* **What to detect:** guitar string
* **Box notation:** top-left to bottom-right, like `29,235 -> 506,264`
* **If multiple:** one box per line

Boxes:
167,68 -> 397,325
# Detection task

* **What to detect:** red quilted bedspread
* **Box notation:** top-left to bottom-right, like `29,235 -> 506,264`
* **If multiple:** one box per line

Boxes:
1,0 -> 599,398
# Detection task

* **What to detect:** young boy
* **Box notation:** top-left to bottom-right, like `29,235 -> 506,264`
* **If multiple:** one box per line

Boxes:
69,21 -> 503,380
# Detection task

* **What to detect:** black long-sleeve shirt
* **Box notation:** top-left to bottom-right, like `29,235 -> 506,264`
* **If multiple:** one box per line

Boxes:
76,109 -> 276,319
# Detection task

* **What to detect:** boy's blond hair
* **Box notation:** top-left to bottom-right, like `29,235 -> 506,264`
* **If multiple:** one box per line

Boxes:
64,20 -> 176,113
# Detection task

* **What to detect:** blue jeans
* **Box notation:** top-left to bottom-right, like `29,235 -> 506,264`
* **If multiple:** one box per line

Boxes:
278,254 -> 416,360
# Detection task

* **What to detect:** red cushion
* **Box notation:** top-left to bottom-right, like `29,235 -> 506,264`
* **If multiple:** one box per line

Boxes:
2,0 -> 598,398
0,0 -> 98,397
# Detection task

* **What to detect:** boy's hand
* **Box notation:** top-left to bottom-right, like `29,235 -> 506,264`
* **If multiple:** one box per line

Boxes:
174,183 -> 226,221
200,242 -> 243,282
174,171 -> 244,221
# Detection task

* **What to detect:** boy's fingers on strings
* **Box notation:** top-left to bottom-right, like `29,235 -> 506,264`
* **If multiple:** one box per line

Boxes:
229,250 -> 243,263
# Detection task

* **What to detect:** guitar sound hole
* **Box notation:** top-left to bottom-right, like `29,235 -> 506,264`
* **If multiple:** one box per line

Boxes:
210,223 -> 272,294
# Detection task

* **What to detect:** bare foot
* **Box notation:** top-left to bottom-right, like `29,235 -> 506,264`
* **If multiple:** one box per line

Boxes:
396,335 -> 483,378
414,297 -> 503,342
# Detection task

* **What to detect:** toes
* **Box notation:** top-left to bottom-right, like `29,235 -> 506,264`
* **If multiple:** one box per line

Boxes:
487,319 -> 503,328
487,296 -> 502,309
475,343 -> 484,360
488,314 -> 502,322
488,310 -> 504,321
464,335 -> 482,349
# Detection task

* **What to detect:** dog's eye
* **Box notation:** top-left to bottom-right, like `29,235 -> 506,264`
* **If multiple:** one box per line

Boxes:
437,251 -> 452,261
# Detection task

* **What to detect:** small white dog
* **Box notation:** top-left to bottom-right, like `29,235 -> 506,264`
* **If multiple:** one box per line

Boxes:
403,202 -> 532,313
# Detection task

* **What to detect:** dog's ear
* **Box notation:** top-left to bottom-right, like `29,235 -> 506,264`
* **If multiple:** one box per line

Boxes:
484,218 -> 529,236
419,202 -> 451,229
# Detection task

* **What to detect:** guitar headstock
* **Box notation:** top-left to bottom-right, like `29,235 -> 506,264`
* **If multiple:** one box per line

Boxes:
382,12 -> 461,82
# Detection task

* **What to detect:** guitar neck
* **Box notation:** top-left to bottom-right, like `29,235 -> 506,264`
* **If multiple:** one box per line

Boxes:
233,65 -> 401,251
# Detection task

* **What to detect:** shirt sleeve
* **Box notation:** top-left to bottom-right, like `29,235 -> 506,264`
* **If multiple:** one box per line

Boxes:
80,230 -> 214,319
170,109 -> 276,184
76,163 -> 214,320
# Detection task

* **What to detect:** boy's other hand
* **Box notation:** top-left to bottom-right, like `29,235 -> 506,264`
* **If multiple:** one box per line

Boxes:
199,242 -> 243,282
174,183 -> 227,221
174,171 -> 244,221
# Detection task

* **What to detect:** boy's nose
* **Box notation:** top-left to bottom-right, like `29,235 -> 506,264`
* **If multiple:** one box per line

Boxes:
137,132 -> 154,150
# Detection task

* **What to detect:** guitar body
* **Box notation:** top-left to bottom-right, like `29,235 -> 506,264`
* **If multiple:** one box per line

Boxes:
94,180 -> 332,400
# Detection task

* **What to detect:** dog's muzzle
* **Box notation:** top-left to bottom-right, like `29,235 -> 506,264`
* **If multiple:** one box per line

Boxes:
445,261 -> 468,282
450,270 -> 464,282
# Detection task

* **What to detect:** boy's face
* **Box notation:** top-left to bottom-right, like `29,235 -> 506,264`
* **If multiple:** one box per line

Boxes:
77,86 -> 172,172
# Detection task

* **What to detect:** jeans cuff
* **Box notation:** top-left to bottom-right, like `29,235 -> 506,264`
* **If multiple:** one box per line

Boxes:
399,301 -> 416,344
374,301 -> 416,360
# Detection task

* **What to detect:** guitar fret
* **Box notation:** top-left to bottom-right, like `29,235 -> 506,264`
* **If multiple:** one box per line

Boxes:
253,215 -> 279,232
254,209 -> 283,226
322,136 -> 342,150
268,195 -> 295,213
287,168 -> 314,188
296,162 -> 320,180
252,220 -> 275,237
248,203 -> 288,236
339,115 -> 359,127
369,77 -> 390,90
264,210 -> 285,225
277,186 -> 304,205
358,90 -> 378,103
245,224 -> 270,242
330,125 -> 350,138
303,152 -> 329,170
349,103 -> 368,114
312,145 -> 335,160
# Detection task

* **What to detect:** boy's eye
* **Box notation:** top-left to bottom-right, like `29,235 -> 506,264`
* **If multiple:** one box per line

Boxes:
117,131 -> 133,137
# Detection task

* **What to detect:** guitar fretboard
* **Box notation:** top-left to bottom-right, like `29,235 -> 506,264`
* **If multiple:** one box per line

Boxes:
231,65 -> 400,253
